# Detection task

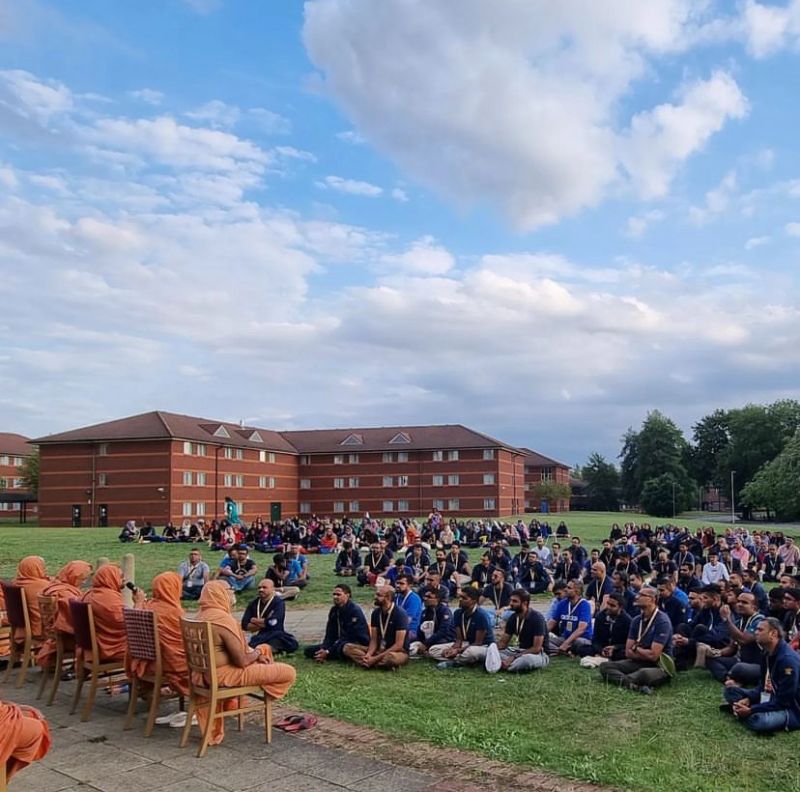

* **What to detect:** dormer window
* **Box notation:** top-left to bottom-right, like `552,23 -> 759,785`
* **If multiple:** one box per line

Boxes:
341,434 -> 364,446
389,432 -> 411,444
213,425 -> 231,438
249,431 -> 263,443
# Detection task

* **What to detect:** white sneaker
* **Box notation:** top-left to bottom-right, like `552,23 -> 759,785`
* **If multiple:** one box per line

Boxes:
155,714 -> 175,725
169,712 -> 198,728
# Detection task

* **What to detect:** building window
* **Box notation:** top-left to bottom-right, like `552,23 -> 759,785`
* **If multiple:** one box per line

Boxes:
447,498 -> 460,511
390,432 -> 411,444
484,498 -> 496,511
541,467 -> 554,482
13,457 -> 24,467
382,476 -> 393,487
382,452 -> 394,463
447,474 -> 460,486
348,453 -> 359,464
398,500 -> 409,512
259,450 -> 266,463
182,502 -> 192,516
249,431 -> 263,443
349,477 -> 359,488
268,477 -> 276,488
483,473 -> 496,485
183,471 -> 192,486
0,455 -> 7,465
183,441 -> 192,455
98,444 -> 108,456
341,433 -> 363,446
259,476 -> 267,488
333,477 -> 345,489
196,502 -> 206,516
483,449 -> 495,460
432,475 -> 444,486
236,475 -> 244,487
349,501 -> 360,512
300,502 -> 311,513
223,474 -> 232,487
333,501 -> 345,513
397,475 -> 408,487
383,500 -> 394,512
223,447 -> 235,459
12,478 -> 23,489
97,473 -> 107,487
0,478 -> 6,489
300,455 -> 311,465
300,479 -> 311,489
196,472 -> 206,486
267,452 -> 275,463
333,454 -> 344,465
213,425 -> 230,438
432,499 -> 444,510
447,450 -> 459,462
397,451 -> 409,463
432,450 -> 443,462
196,444 -> 206,457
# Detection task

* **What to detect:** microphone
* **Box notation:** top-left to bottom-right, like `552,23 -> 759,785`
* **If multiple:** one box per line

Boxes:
125,581 -> 138,594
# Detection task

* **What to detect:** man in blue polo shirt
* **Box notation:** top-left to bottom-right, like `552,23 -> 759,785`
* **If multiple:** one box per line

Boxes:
599,586 -> 674,693
547,579 -> 593,656
432,588 -> 492,668
410,588 -> 456,657
395,574 -> 422,641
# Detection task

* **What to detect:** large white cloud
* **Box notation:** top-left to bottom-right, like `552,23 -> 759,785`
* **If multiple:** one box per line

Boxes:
303,0 -> 748,230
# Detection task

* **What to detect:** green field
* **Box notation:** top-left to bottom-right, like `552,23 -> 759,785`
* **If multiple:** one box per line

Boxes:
3,512 -> 799,792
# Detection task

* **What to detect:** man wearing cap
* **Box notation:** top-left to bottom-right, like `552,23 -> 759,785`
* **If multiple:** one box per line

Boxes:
599,586 -> 674,693
432,588 -> 493,668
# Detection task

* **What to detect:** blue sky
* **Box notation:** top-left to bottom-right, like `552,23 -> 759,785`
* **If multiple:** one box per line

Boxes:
1,0 -> 800,466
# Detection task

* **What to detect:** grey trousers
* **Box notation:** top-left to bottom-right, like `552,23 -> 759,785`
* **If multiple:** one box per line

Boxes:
599,659 -> 669,688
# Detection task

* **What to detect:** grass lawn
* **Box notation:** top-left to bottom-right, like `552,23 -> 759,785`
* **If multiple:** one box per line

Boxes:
2,512 -> 798,792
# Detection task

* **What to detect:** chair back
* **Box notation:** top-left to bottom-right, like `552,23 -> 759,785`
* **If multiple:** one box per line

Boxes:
123,608 -> 160,663
0,582 -> 30,633
180,618 -> 218,691
38,594 -> 58,639
69,600 -> 95,653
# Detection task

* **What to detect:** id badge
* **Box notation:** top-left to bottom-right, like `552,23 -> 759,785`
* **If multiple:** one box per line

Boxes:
379,640 -> 387,652
760,692 -> 771,705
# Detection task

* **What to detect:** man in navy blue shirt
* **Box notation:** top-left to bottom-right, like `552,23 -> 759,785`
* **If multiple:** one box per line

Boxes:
343,584 -> 410,669
494,589 -> 549,673
656,576 -> 688,631
432,588 -> 492,668
410,588 -> 455,657
722,617 -> 800,733
599,586 -> 674,693
304,584 -> 369,662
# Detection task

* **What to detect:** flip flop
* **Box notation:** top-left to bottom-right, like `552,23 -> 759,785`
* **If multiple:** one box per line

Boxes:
275,715 -> 304,730
283,715 -> 318,733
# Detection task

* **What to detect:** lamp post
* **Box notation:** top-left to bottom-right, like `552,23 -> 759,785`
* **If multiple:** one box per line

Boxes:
730,471 -> 736,525
671,481 -> 676,518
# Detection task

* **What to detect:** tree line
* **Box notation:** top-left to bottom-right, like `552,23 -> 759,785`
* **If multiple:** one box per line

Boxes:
577,400 -> 800,519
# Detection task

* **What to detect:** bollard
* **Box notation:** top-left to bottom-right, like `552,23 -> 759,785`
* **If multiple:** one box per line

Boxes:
121,553 -> 135,606
95,556 -> 110,571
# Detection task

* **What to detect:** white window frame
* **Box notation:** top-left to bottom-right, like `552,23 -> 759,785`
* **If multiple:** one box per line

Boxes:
432,499 -> 444,510
196,472 -> 206,486
300,455 -> 311,465
382,476 -> 393,487
484,498 -> 496,511
398,475 -> 408,487
300,502 -> 311,513
196,444 -> 206,457
382,500 -> 394,512
348,453 -> 359,464
397,451 -> 409,463
182,502 -> 192,516
432,450 -> 444,462
183,441 -> 192,455
483,449 -> 495,460
98,444 -> 108,456
397,499 -> 409,512
382,452 -> 394,463
432,474 -> 444,486
97,473 -> 107,487
300,478 -> 311,490
447,498 -> 460,511
259,450 -> 266,463
483,473 -> 496,485
223,474 -> 233,487
349,501 -> 360,512
349,477 -> 359,488
447,450 -> 459,462
333,477 -> 345,489
448,474 -> 460,486
196,502 -> 206,516
333,501 -> 345,513
183,471 -> 192,486
333,454 -> 344,465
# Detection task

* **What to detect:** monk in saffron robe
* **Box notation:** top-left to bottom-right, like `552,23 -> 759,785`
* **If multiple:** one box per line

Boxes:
0,699 -> 51,782
192,581 -> 296,746
36,561 -> 93,668
127,571 -> 189,695
12,556 -> 51,641
81,564 -> 127,661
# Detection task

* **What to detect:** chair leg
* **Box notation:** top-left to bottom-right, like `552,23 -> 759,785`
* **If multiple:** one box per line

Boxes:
179,696 -> 195,748
1,640 -> 13,683
36,660 -> 50,700
48,644 -> 64,706
124,676 -> 140,730
144,683 -> 160,738
81,667 -> 99,722
238,696 -> 244,732
264,697 -> 272,744
70,659 -> 85,715
197,694 -> 217,758
15,637 -> 31,687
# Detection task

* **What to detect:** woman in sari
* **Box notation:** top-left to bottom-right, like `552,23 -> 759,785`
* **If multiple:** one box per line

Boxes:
192,581 -> 296,746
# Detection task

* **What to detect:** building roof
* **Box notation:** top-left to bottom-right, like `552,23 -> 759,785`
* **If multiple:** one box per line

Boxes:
0,433 -> 32,456
32,411 -> 298,454
519,447 -> 570,469
280,424 -> 523,454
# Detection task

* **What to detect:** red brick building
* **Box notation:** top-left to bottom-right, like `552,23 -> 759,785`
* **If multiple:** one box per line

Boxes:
0,433 -> 34,516
34,412 -> 527,526
521,448 -> 571,513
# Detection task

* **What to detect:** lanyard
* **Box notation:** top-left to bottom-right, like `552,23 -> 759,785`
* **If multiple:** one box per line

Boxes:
461,608 -> 475,641
399,592 -> 411,611
637,609 -> 659,642
256,595 -> 274,621
492,586 -> 503,608
378,605 -> 394,644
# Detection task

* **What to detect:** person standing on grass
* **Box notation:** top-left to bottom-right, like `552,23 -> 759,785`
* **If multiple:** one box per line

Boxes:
599,587 -> 674,694
343,585 -> 410,670
722,617 -> 800,733
304,584 -> 369,663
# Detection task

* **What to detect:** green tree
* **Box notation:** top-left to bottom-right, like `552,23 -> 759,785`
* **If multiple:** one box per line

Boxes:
740,428 -> 800,520
531,480 -> 571,507
640,473 -> 684,518
581,452 -> 620,511
689,409 -> 730,487
20,450 -> 39,495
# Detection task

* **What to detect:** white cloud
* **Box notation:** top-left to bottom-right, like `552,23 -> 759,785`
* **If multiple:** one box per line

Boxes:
0,69 -> 72,127
303,2 -> 747,231
128,88 -> 164,106
379,236 -> 454,276
742,0 -> 800,57
248,108 -> 291,135
185,99 -> 240,128
626,209 -> 665,238
272,146 -> 316,163
787,222 -> 800,237
316,175 -> 383,197
336,130 -> 365,145
689,169 -> 738,225
744,235 -> 770,249
391,187 -> 408,203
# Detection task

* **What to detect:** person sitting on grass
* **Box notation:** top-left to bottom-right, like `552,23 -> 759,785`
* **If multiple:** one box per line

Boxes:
721,617 -> 800,733
343,585 -> 410,670
357,542 -> 391,587
574,592 -> 631,662
517,550 -> 552,595
394,575 -> 422,641
178,548 -> 209,601
304,584 -> 369,663
491,588 -> 549,673
284,548 -> 308,589
335,541 -> 362,577
547,579 -> 593,656
241,579 -> 298,655
599,586 -> 674,694
264,553 -> 301,601
431,587 -> 493,669
409,588 -> 455,658
218,544 -> 257,593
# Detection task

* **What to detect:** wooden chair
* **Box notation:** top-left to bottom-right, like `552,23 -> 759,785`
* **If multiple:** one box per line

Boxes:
36,595 -> 59,701
179,618 -> 272,757
69,600 -> 127,722
1,582 -> 43,687
123,608 -> 184,736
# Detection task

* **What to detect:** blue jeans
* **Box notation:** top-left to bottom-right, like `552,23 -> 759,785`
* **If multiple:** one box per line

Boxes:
224,576 -> 255,592
723,686 -> 800,732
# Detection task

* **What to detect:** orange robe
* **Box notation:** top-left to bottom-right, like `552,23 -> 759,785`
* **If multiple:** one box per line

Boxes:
81,565 -> 127,661
0,700 -> 51,781
12,556 -> 51,641
0,587 -> 10,659
36,561 -> 93,668
193,581 -> 296,745
126,571 -> 189,695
